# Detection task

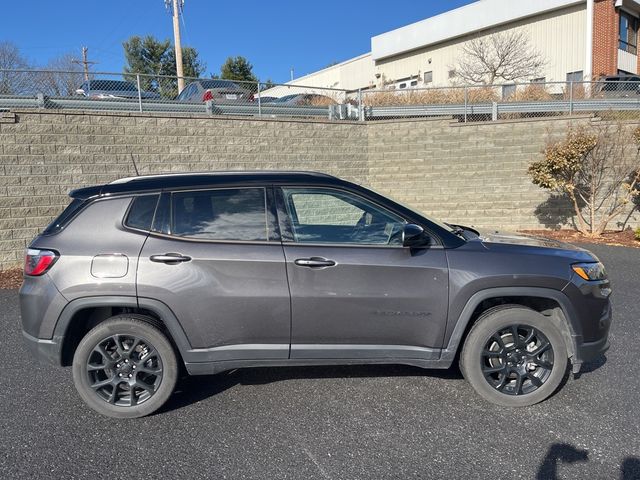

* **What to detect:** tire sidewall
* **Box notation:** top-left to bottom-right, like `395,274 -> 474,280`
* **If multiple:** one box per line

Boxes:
72,317 -> 178,419
461,307 -> 568,407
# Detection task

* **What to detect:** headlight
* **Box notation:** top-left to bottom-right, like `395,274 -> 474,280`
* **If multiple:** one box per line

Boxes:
572,262 -> 607,281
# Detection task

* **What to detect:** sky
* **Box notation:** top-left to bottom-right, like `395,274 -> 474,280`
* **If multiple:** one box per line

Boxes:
3,0 -> 476,84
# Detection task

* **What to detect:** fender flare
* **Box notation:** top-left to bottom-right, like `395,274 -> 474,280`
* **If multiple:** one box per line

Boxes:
53,296 -> 193,362
440,287 -> 582,363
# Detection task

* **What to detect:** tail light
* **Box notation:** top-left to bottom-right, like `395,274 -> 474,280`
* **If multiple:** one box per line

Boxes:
202,90 -> 214,102
24,249 -> 58,276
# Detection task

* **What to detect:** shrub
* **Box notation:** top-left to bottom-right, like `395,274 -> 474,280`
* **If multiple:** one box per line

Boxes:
635,227 -> 640,241
528,123 -> 640,237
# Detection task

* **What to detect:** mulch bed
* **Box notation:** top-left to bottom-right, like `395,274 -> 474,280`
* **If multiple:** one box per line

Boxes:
520,229 -> 640,249
0,268 -> 23,290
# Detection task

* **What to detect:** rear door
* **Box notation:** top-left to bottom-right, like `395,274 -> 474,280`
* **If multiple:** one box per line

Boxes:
136,186 -> 291,361
277,186 -> 449,361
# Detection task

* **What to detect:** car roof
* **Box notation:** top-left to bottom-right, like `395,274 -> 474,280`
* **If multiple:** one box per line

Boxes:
70,171 -> 344,198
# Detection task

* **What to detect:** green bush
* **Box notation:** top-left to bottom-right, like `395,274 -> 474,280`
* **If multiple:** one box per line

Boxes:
635,227 -> 640,241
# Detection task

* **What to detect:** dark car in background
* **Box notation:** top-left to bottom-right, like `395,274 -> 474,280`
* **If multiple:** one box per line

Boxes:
595,75 -> 640,98
19,172 -> 611,418
176,80 -> 254,103
75,80 -> 160,100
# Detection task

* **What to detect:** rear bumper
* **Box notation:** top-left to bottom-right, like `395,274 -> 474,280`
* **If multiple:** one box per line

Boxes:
22,330 -> 62,366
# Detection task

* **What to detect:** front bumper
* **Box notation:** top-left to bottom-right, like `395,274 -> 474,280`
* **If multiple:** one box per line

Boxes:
22,330 -> 62,366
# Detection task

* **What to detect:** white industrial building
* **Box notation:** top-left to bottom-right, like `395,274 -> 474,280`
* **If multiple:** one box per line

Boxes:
283,0 -> 640,92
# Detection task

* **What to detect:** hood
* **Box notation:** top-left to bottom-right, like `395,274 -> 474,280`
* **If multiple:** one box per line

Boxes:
476,229 -> 585,252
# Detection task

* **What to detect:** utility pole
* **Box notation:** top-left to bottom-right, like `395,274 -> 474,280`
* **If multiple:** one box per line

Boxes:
72,47 -> 97,81
167,0 -> 185,93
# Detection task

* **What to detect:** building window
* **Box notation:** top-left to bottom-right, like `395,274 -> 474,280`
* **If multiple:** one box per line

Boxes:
502,84 -> 516,99
566,71 -> 584,83
410,80 -> 418,87
424,71 -> 433,84
531,77 -> 546,84
399,83 -> 407,89
448,69 -> 456,79
619,10 -> 639,55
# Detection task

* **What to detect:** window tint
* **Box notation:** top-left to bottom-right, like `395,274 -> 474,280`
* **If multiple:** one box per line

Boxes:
282,188 -> 405,245
42,198 -> 87,235
171,188 -> 267,241
199,80 -> 239,89
124,195 -> 159,231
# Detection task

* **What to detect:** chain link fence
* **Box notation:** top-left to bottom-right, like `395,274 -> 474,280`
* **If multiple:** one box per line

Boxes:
360,81 -> 640,122
1,70 -> 640,122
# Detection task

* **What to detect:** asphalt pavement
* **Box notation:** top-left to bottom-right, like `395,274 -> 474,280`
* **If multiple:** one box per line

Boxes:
0,243 -> 638,479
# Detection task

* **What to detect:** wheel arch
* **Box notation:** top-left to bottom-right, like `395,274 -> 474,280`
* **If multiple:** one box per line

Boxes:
54,296 -> 192,366
441,287 -> 582,365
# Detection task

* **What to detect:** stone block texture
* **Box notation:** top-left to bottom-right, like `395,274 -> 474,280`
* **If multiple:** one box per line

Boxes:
0,110 -> 638,270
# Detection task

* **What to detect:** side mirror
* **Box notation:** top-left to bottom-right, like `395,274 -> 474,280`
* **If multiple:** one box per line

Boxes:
402,224 -> 429,247
75,88 -> 85,95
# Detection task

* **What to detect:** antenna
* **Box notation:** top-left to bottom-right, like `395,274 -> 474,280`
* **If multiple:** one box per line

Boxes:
130,153 -> 140,176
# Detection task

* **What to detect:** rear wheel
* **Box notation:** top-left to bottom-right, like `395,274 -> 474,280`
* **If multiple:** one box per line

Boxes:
460,306 -> 568,407
72,315 -> 178,418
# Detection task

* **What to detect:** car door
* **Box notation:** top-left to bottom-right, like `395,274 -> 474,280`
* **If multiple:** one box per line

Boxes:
136,186 -> 291,362
277,186 -> 449,361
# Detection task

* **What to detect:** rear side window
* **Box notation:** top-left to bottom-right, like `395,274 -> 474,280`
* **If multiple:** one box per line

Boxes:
170,188 -> 268,241
124,195 -> 159,231
42,198 -> 87,235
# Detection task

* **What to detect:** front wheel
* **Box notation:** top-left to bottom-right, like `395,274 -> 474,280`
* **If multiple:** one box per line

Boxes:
460,306 -> 568,407
72,315 -> 178,418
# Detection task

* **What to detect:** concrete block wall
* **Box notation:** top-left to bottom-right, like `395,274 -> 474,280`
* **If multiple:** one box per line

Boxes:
0,110 -> 638,269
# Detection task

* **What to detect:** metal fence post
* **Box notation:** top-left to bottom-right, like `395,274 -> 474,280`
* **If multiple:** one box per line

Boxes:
464,87 -> 468,123
136,74 -> 143,113
569,80 -> 574,116
358,88 -> 364,121
492,101 -> 498,121
257,81 -> 262,117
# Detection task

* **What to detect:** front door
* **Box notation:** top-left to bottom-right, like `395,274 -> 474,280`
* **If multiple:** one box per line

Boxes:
277,186 -> 449,361
136,186 -> 290,362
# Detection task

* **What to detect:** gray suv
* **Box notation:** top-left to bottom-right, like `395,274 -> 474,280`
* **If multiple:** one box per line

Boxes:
20,172 -> 612,418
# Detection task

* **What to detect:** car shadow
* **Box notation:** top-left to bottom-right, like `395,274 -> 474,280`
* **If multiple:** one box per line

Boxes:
158,364 -> 464,414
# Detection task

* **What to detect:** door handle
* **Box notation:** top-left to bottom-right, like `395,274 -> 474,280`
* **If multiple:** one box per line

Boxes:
149,253 -> 192,264
294,257 -> 336,268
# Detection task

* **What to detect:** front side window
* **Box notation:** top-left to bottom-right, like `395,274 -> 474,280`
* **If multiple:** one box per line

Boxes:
619,11 -> 639,54
281,188 -> 405,246
170,188 -> 268,241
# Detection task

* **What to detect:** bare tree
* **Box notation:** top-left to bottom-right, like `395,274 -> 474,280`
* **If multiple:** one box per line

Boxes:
455,31 -> 546,85
0,41 -> 30,94
39,53 -> 85,97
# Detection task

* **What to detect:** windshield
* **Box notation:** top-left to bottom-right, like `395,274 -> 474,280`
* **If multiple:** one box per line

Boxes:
363,185 -> 463,236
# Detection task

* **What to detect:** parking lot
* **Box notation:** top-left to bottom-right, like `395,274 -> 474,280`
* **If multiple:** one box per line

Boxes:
0,243 -> 638,479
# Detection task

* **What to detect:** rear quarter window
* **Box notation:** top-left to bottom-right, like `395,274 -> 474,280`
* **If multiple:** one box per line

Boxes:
42,198 -> 87,235
124,195 -> 160,231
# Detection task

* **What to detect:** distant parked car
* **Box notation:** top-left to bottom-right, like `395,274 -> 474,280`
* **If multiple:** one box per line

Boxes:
176,80 -> 254,103
75,80 -> 160,100
595,75 -> 640,98
256,96 -> 277,103
272,94 -> 337,106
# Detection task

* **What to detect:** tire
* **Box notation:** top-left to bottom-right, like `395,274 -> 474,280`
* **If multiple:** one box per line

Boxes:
460,305 -> 568,407
72,315 -> 179,418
